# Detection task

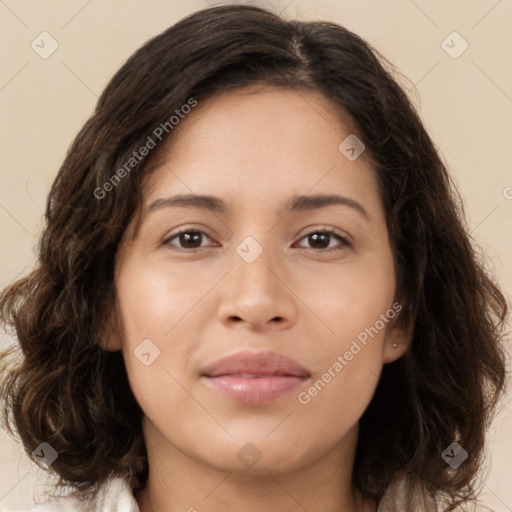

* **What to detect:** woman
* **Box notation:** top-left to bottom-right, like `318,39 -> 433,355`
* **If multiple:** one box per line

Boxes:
0,4 -> 508,511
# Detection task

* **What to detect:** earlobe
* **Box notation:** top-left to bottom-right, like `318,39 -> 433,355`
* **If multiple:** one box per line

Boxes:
97,304 -> 123,352
98,332 -> 123,352
383,321 -> 413,363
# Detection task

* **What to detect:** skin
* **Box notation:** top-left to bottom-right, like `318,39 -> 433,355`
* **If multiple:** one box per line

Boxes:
102,86 -> 411,512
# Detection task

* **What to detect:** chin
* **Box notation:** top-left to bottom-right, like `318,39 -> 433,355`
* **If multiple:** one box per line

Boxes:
198,437 -> 313,475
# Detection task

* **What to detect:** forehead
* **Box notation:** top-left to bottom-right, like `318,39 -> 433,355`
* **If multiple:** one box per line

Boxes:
142,86 -> 378,203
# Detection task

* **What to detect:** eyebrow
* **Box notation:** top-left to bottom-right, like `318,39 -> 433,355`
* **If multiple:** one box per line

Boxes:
145,193 -> 370,220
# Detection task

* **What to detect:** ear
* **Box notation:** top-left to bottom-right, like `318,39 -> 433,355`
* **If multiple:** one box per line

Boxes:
382,304 -> 413,364
97,299 -> 123,352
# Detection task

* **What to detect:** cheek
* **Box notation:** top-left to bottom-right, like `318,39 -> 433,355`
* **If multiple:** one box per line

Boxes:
115,252 -> 229,371
116,258 -> 198,337
114,258 -> 201,408
296,289 -> 393,433
296,251 -> 396,344
294,252 -> 395,408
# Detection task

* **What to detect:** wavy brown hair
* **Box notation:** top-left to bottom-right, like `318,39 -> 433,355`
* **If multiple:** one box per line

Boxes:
0,4 -> 508,510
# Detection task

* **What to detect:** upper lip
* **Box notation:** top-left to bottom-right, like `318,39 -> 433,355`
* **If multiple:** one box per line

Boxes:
202,351 -> 310,378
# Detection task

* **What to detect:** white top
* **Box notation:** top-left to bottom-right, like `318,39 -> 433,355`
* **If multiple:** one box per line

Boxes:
0,476 -> 494,512
0,477 -> 138,512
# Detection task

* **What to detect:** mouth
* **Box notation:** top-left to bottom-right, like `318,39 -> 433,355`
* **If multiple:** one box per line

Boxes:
201,351 -> 311,405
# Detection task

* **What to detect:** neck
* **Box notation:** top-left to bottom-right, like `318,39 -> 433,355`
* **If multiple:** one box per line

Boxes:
135,421 -> 376,512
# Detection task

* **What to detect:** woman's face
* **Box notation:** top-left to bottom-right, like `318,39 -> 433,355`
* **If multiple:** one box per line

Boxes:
108,86 -> 409,475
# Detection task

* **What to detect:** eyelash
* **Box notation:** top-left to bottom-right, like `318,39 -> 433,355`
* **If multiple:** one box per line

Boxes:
161,226 -> 351,253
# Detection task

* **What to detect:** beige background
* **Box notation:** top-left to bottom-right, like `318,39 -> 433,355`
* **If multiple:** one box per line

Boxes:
0,0 -> 511,509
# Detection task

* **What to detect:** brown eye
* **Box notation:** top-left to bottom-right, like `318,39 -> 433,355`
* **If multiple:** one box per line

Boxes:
295,229 -> 350,252
163,229 -> 213,250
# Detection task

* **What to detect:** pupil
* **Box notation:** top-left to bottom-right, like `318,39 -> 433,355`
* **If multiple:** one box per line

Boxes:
309,232 -> 329,249
181,232 -> 201,248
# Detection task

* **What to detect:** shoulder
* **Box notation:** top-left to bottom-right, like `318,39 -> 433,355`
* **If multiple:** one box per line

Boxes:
0,476 -> 139,512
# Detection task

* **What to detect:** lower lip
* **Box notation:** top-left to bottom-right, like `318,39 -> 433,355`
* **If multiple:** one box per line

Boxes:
202,375 -> 308,405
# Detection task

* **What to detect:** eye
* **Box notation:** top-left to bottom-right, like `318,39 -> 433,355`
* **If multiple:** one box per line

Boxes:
294,228 -> 351,252
162,229 -> 216,250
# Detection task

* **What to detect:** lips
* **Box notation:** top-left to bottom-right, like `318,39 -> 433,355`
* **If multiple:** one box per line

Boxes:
201,351 -> 310,404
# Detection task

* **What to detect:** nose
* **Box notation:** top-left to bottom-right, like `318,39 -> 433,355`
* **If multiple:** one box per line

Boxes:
216,244 -> 298,332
